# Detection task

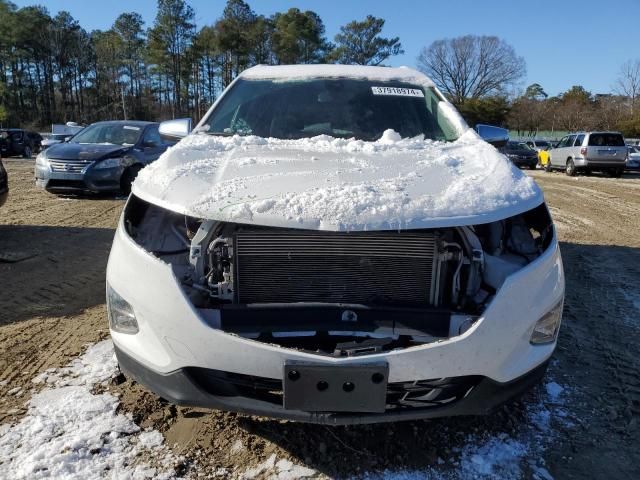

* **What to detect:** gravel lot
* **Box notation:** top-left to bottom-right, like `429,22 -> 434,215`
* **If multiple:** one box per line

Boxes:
0,159 -> 638,479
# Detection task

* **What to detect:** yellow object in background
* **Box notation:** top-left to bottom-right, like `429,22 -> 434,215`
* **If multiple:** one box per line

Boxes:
538,149 -> 550,166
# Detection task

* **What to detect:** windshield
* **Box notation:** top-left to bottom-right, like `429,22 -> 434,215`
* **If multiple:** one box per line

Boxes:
70,123 -> 142,146
202,78 -> 459,142
506,142 -> 533,151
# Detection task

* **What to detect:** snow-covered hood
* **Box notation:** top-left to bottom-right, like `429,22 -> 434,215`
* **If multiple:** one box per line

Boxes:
133,129 -> 544,231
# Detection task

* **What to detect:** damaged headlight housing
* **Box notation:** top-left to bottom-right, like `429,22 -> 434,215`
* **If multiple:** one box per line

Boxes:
530,299 -> 563,344
107,284 -> 139,334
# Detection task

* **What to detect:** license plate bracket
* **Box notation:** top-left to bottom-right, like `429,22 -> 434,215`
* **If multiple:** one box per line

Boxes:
283,361 -> 388,413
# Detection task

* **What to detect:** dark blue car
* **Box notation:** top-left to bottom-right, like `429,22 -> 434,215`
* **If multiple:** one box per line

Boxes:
35,120 -> 171,194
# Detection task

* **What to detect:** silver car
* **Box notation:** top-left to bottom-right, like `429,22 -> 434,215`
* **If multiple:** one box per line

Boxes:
545,132 -> 626,177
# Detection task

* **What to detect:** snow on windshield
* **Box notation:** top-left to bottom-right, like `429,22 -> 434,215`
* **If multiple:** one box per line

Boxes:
134,129 -> 542,231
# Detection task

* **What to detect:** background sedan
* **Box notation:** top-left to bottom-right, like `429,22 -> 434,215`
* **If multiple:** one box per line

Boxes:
35,120 -> 170,194
500,141 -> 538,169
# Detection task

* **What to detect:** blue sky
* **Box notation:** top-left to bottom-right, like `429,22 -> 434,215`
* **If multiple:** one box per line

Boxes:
13,0 -> 640,96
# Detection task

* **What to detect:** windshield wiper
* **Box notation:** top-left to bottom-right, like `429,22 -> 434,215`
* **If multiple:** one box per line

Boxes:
206,131 -> 236,137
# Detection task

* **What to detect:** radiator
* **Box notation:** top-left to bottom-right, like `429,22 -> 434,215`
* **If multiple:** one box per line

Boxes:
234,229 -> 441,307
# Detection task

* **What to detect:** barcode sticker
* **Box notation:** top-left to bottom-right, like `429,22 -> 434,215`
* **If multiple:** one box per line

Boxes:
371,86 -> 424,97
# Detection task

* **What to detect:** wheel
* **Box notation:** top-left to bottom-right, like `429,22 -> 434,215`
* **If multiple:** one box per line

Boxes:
120,164 -> 142,194
566,159 -> 576,176
529,163 -> 537,170
608,167 -> 623,178
23,146 -> 32,159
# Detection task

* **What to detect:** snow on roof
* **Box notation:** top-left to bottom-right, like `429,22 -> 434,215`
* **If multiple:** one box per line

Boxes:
240,64 -> 435,86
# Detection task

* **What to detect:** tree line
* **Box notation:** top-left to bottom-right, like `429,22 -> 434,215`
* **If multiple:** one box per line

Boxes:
1,0 -> 639,138
417,36 -> 640,137
0,0 -> 402,129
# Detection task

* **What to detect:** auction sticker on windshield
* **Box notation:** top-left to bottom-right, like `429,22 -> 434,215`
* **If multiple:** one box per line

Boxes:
371,86 -> 424,97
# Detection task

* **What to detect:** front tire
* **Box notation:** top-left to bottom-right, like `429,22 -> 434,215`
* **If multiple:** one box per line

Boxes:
566,159 -> 576,176
23,146 -> 32,159
608,167 -> 623,178
120,164 -> 142,195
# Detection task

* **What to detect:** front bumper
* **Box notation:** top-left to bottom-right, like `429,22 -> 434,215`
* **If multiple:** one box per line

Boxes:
107,213 -> 565,422
509,157 -> 537,168
115,343 -> 549,425
625,160 -> 640,171
35,163 -> 124,193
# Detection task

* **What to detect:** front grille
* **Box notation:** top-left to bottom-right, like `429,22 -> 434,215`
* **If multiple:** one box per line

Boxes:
187,367 -> 479,411
386,376 -> 480,409
46,179 -> 86,189
49,159 -> 92,173
235,230 -> 439,306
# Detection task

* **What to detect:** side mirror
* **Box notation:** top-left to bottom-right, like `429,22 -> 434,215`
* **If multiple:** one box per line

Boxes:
159,118 -> 192,142
476,124 -> 509,148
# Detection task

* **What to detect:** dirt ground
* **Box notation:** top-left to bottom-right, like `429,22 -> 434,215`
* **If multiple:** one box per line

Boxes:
0,158 -> 639,478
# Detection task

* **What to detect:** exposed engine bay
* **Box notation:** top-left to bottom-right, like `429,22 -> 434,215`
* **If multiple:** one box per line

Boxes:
124,195 -> 553,357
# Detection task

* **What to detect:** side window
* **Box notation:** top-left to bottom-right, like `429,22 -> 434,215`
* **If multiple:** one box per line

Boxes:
558,136 -> 569,148
566,135 -> 576,147
574,134 -> 585,146
142,125 -> 162,147
11,131 -> 23,142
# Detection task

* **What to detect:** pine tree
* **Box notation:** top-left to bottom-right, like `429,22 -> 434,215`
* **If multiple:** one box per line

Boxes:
330,15 -> 403,66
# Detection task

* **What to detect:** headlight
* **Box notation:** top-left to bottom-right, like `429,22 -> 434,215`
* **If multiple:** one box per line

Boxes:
530,299 -> 563,344
35,152 -> 49,167
107,284 -> 139,334
94,158 -> 122,169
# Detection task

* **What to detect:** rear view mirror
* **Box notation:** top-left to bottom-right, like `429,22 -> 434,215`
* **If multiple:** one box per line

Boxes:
476,124 -> 509,148
159,118 -> 192,141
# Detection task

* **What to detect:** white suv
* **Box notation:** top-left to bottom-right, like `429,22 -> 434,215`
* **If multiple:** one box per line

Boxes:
106,65 -> 564,424
546,131 -> 627,176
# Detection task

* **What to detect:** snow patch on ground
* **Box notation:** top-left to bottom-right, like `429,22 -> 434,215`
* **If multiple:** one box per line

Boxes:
0,341 -> 181,480
242,379 -> 571,480
240,453 -> 316,480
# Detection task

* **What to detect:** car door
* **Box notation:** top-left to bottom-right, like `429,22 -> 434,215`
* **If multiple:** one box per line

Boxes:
556,135 -> 577,167
140,125 -> 165,165
550,136 -> 568,167
10,131 -> 25,155
571,134 -> 585,160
